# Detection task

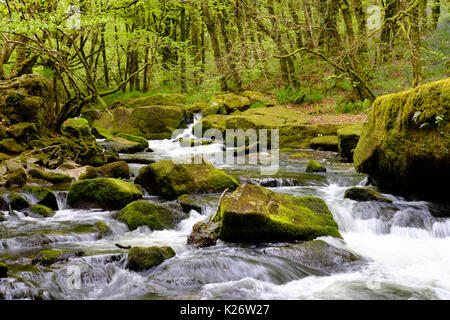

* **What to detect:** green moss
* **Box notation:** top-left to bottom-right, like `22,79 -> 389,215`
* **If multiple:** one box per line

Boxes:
31,249 -> 84,266
8,193 -> 30,210
0,262 -> 8,278
344,187 -> 392,203
5,168 -> 27,187
0,138 -> 25,154
94,221 -> 109,234
79,166 -> 98,180
96,161 -> 130,179
67,178 -> 143,209
28,169 -> 72,184
9,122 -> 37,139
101,136 -> 144,153
117,201 -> 177,230
216,184 -> 342,243
29,204 -> 55,217
91,126 -> 113,139
135,159 -> 239,200
306,160 -> 326,173
128,93 -> 186,107
354,78 -> 450,202
309,135 -> 339,152
22,186 -> 58,210
116,133 -> 148,149
289,152 -> 311,159
126,246 -> 176,271
337,123 -> 363,160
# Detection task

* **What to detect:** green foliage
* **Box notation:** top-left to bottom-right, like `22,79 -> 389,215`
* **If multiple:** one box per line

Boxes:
335,99 -> 371,114
275,87 -> 306,104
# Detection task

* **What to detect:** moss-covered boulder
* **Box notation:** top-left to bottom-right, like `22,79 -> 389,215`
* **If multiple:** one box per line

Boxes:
22,186 -> 58,210
9,122 -> 37,140
28,168 -> 72,184
5,168 -> 27,187
354,78 -> 450,202
344,187 -> 392,203
211,93 -> 252,114
116,133 -> 148,150
99,136 -> 145,154
31,250 -> 85,266
93,221 -> 111,236
337,123 -> 363,161
79,166 -> 98,180
306,160 -> 326,173
88,105 -> 185,140
0,138 -> 25,154
8,193 -> 30,210
128,93 -> 186,107
91,125 -> 113,139
0,262 -> 7,278
135,159 -> 239,200
67,178 -> 143,209
213,184 -> 341,243
96,161 -> 130,179
309,135 -> 339,152
28,204 -> 55,217
126,246 -> 176,271
117,200 -> 178,230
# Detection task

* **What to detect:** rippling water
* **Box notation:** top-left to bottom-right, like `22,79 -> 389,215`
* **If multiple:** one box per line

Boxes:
1,117 -> 449,300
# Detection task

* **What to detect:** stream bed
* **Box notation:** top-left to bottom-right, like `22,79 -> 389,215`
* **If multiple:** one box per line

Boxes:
1,117 -> 450,300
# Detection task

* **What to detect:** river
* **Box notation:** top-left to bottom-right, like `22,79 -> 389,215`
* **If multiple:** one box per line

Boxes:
1,115 -> 449,300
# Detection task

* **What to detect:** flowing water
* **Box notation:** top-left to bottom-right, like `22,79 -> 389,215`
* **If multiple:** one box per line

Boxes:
1,115 -> 449,300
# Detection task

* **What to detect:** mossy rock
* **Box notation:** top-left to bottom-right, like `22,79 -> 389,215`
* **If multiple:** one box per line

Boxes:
8,193 -> 30,210
344,187 -> 392,203
67,178 -> 143,209
309,135 -> 339,152
31,250 -> 85,266
187,221 -> 220,248
0,138 -> 25,154
5,168 -> 27,187
91,125 -> 113,139
61,118 -> 91,137
9,122 -> 37,140
213,93 -> 251,114
126,246 -> 176,271
94,221 -> 111,236
79,166 -> 98,180
116,133 -> 148,150
306,160 -> 326,173
96,161 -> 130,179
354,78 -> 450,202
28,169 -> 72,184
0,262 -> 7,278
215,184 -> 342,243
21,186 -> 58,210
117,201 -> 178,230
177,194 -> 203,214
241,90 -> 269,104
99,136 -> 145,154
28,204 -> 55,217
91,105 -> 185,140
337,123 -> 363,161
128,93 -> 186,107
135,159 -> 239,200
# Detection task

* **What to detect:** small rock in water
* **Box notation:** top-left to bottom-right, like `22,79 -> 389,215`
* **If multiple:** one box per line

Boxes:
32,250 -> 85,266
344,187 -> 392,203
126,246 -> 175,271
306,160 -> 326,173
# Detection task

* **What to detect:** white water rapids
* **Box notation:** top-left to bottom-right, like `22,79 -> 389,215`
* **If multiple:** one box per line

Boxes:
1,114 -> 449,300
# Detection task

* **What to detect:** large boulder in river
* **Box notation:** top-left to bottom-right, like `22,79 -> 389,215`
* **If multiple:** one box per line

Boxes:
85,105 -> 186,140
354,78 -> 450,203
126,246 -> 176,271
117,200 -> 179,230
135,159 -> 239,200
67,178 -> 143,209
211,184 -> 342,243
